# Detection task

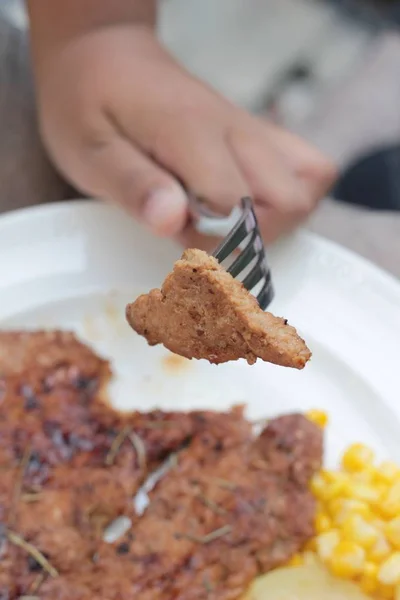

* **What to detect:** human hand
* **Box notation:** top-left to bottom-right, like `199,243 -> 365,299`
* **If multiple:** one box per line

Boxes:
33,25 -> 336,247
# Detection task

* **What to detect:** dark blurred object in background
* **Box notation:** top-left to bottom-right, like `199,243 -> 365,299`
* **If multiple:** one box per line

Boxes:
382,1 -> 400,24
327,0 -> 400,25
334,145 -> 400,210
320,2 -> 400,211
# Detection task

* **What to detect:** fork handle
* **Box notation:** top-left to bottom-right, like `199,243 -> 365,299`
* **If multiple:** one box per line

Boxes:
188,193 -> 242,237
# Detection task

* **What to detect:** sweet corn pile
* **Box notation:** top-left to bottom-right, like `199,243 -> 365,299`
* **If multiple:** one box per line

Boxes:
296,410 -> 400,600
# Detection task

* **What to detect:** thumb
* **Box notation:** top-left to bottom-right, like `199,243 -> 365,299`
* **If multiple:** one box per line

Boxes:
78,135 -> 189,236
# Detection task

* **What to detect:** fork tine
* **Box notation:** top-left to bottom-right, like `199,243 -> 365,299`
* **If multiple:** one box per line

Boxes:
194,195 -> 274,309
227,228 -> 261,278
257,277 -> 274,310
241,250 -> 268,290
212,218 -> 250,262
212,197 -> 255,262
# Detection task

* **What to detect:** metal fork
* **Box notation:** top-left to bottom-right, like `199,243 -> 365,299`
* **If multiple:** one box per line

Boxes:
190,196 -> 274,310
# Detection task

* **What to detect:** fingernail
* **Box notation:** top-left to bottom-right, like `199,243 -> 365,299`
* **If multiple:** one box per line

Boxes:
142,187 -> 188,236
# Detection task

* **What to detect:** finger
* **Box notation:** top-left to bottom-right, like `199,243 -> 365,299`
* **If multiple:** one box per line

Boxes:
256,203 -> 305,245
79,135 -> 189,236
137,117 -> 251,215
228,129 -> 307,215
262,122 -> 337,202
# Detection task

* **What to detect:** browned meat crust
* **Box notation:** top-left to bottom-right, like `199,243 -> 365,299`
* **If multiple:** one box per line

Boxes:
0,330 -> 322,600
126,249 -> 311,368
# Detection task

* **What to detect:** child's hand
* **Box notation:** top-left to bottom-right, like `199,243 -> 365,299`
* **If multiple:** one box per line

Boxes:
33,25 -> 336,246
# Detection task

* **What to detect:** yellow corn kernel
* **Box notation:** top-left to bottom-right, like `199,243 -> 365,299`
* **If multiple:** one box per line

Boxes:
360,563 -> 379,595
321,473 -> 348,501
368,534 -> 392,563
360,561 -> 378,594
353,467 -> 377,485
306,409 -> 328,428
287,554 -> 303,566
395,583 -> 400,600
341,514 -> 379,549
327,497 -> 343,517
377,462 -> 400,485
310,473 -> 326,499
378,553 -> 400,585
329,498 -> 371,524
377,483 -> 392,501
341,443 -> 375,473
316,530 -> 340,562
315,512 -> 332,534
343,481 -> 381,506
323,470 -> 350,484
386,517 -> 400,548
310,473 -> 345,502
361,561 -> 379,594
327,497 -> 344,519
329,541 -> 365,578
373,518 -> 387,530
378,583 -> 395,599
364,561 -> 379,578
381,481 -> 400,519
322,470 -> 339,483
360,575 -> 378,595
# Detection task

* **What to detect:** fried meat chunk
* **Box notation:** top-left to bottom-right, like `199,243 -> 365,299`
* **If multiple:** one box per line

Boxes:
0,330 -> 322,600
126,249 -> 311,368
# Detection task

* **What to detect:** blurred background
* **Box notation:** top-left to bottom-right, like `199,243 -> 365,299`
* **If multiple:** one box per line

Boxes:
1,0 -> 399,275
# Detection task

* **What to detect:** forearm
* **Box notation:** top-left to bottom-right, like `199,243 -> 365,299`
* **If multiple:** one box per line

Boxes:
27,0 -> 157,68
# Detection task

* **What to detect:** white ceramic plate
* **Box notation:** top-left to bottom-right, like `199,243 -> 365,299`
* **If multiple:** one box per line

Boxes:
0,200 -> 399,468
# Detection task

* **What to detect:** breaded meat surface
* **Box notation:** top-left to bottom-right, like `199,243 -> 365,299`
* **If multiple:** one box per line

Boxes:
0,330 -> 322,600
126,249 -> 311,368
